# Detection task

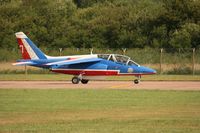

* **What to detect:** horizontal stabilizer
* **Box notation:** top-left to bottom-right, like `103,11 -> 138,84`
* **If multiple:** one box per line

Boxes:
12,61 -> 36,66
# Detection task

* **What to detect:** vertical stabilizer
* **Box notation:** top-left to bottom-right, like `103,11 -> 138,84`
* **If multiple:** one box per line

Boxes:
15,32 -> 47,60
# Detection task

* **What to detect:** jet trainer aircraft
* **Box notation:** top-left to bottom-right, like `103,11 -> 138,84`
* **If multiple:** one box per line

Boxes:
13,32 -> 156,84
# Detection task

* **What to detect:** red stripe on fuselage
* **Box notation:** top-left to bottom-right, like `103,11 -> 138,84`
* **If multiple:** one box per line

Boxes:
51,69 -> 156,76
51,69 -> 119,76
17,38 -> 31,59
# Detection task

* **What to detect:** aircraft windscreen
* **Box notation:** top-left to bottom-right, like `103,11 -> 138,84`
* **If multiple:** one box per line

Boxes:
128,60 -> 139,66
114,55 -> 129,64
98,54 -> 139,66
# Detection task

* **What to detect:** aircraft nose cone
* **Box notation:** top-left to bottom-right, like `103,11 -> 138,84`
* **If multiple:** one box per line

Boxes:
140,66 -> 156,74
148,68 -> 157,74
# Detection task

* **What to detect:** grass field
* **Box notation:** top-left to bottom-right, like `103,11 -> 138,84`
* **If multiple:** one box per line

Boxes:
0,74 -> 200,81
0,89 -> 200,133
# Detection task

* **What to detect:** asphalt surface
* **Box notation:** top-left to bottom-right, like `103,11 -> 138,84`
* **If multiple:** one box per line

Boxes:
0,81 -> 200,90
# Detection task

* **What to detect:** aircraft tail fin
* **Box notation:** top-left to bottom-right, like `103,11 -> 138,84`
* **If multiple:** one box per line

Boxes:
15,32 -> 47,60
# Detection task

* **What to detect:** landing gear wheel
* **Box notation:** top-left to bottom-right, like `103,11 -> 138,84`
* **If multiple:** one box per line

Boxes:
134,79 -> 140,84
81,79 -> 89,84
72,77 -> 80,84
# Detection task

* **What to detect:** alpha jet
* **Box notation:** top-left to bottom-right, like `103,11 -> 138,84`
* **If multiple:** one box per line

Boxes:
13,32 -> 156,84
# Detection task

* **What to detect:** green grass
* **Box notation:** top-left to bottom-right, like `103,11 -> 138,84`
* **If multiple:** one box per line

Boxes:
0,89 -> 200,133
0,74 -> 200,81
0,74 -> 72,81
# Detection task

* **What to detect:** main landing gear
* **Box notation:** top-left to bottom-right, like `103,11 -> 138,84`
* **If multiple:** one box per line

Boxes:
71,76 -> 89,84
81,79 -> 89,84
134,75 -> 141,84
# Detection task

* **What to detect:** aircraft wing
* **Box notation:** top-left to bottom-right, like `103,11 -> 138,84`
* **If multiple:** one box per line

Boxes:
46,57 -> 103,67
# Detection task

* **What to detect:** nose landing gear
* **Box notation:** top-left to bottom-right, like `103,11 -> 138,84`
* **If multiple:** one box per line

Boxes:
134,75 -> 141,84
134,79 -> 140,84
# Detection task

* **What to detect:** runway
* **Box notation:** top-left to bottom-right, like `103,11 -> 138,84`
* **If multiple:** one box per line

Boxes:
0,81 -> 200,90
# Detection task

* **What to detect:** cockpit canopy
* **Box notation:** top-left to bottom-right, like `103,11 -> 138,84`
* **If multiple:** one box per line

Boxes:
98,54 -> 140,66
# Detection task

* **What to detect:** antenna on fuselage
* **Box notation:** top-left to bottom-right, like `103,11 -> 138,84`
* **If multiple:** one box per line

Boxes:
90,48 -> 93,55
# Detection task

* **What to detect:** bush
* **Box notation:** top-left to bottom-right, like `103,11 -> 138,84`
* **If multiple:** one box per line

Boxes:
165,66 -> 192,75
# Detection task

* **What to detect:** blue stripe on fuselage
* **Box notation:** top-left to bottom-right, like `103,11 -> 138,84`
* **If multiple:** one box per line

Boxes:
57,62 -> 107,70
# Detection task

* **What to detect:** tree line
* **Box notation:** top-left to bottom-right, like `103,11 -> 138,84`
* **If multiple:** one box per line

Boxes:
0,0 -> 199,49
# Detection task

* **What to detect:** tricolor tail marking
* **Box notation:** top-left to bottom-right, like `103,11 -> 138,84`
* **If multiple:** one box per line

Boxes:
15,32 -> 47,60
